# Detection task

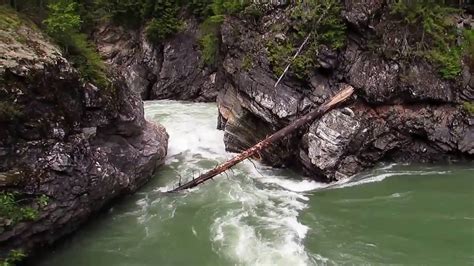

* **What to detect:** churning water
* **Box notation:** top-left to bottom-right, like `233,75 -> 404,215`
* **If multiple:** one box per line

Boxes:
37,101 -> 474,265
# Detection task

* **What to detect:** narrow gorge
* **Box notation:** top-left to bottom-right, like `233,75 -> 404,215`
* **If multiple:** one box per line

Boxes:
0,0 -> 473,265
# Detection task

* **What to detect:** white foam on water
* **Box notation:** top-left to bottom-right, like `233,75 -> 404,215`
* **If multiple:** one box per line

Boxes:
332,169 -> 451,189
146,101 -> 457,266
334,173 -> 397,188
209,171 -> 319,265
145,101 -> 325,266
260,176 -> 329,192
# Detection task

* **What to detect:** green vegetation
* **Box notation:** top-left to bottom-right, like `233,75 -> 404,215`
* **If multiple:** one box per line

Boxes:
1,1 -> 108,88
242,54 -> 253,71
267,0 -> 346,79
390,1 -> 469,79
199,15 -> 224,67
0,101 -> 23,122
144,1 -> 183,44
37,195 -> 50,207
43,0 -> 109,88
43,1 -> 82,44
1,249 -> 26,266
0,193 -> 38,226
462,101 -> 474,115
267,40 -> 294,77
0,192 -> 49,232
5,0 -> 254,71
0,6 -> 22,30
291,0 -> 346,49
242,3 -> 265,23
463,29 -> 474,70
67,33 -> 109,88
197,1 -> 250,67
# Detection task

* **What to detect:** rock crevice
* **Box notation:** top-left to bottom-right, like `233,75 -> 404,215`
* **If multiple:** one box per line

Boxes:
216,1 -> 473,181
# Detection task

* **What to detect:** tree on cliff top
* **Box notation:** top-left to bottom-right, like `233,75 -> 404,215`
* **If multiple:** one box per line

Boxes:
43,0 -> 108,88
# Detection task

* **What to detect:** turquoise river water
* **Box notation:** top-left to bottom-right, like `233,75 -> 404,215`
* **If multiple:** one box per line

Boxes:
37,101 -> 474,265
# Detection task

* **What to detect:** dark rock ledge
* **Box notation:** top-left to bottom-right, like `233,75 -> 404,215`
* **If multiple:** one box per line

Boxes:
0,11 -> 168,258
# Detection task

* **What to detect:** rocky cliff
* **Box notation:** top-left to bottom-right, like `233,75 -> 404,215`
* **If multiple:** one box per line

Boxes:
0,9 -> 168,259
216,1 -> 473,181
93,18 -> 218,101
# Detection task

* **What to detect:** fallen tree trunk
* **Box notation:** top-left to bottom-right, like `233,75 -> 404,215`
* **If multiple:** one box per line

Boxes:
168,85 -> 355,192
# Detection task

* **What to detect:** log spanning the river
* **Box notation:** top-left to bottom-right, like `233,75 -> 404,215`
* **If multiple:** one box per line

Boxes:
168,85 -> 355,192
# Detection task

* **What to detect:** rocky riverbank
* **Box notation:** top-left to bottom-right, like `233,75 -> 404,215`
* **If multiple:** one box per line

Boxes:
92,1 -> 473,183
216,1 -> 473,181
0,8 -> 168,260
93,18 -> 218,101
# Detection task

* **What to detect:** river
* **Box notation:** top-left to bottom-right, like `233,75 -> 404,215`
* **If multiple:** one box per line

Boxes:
38,101 -> 474,265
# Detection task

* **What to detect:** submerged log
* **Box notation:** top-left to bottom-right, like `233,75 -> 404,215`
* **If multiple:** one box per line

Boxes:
168,85 -> 355,192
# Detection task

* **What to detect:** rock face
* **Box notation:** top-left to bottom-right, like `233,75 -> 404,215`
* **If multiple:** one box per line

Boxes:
217,1 -> 473,181
94,18 -> 217,101
0,10 -> 168,257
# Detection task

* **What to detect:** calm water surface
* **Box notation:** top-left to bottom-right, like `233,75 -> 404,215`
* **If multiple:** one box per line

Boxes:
37,101 -> 474,265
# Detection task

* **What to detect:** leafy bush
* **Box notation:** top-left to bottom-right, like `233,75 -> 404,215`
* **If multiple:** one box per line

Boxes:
188,0 -> 214,19
242,3 -> 265,23
211,0 -> 248,15
266,0 -> 346,80
464,29 -> 474,70
146,17 -> 182,44
200,33 -> 220,67
241,54 -> 253,71
1,249 -> 26,266
144,0 -> 183,43
463,101 -> 474,115
43,0 -> 82,44
266,40 -> 295,77
196,0 -> 251,67
428,47 -> 462,79
199,15 -> 225,67
390,1 -> 464,79
44,1 -> 109,88
0,193 -> 38,226
68,33 -> 109,88
291,0 -> 346,49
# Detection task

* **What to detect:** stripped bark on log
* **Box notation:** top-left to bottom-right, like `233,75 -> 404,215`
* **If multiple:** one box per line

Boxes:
168,85 -> 355,192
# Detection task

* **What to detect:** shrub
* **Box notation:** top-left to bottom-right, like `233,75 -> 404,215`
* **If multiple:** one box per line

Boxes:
188,0 -> 214,19
146,17 -> 182,44
1,249 -> 26,266
241,54 -> 253,71
464,29 -> 474,70
200,33 -> 220,67
145,0 -> 183,44
44,1 -> 109,88
266,0 -> 346,79
211,0 -> 248,15
428,47 -> 462,79
390,1 -> 464,79
463,101 -> 474,115
43,0 -> 82,44
199,15 -> 225,67
0,193 -> 38,226
291,0 -> 346,49
68,33 -> 109,88
266,40 -> 295,77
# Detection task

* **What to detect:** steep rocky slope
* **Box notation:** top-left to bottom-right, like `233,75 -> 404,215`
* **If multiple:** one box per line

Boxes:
0,9 -> 168,259
93,18 -> 218,101
216,1 -> 473,181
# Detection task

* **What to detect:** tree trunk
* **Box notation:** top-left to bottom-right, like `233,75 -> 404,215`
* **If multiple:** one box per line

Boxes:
168,84 -> 355,192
